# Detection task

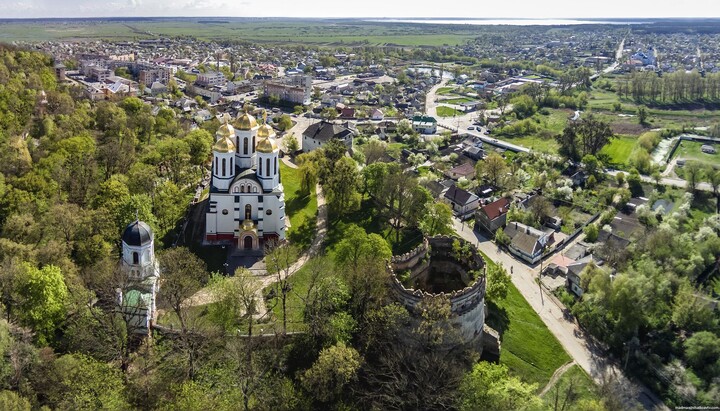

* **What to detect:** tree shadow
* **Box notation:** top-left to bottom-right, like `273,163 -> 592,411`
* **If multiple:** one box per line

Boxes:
485,300 -> 510,338
288,215 -> 317,250
286,189 -> 311,216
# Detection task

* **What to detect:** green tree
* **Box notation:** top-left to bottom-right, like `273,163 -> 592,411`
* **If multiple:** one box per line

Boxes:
485,263 -> 511,301
510,94 -> 537,119
457,362 -> 541,411
325,157 -> 360,216
419,202 -> 454,237
45,353 -> 129,410
334,224 -> 392,269
684,331 -> 720,376
300,343 -> 362,404
14,263 -> 67,345
183,129 -> 213,166
265,243 -> 300,334
207,270 -> 262,335
276,115 -> 293,131
556,115 -> 614,161
0,390 -> 30,411
361,138 -> 387,165
584,224 -> 599,243
285,133 -> 299,156
672,281 -> 717,332
637,105 -> 648,125
706,167 -> 720,213
476,152 -> 508,188
157,247 -> 208,379
684,161 -> 703,193
582,154 -> 600,175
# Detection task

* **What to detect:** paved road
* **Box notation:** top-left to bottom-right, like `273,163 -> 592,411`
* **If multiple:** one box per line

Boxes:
451,218 -> 668,411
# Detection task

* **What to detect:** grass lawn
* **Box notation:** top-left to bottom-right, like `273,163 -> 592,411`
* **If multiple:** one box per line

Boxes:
480,252 -> 572,388
442,97 -> 474,104
541,365 -> 601,408
281,162 -> 318,250
672,140 -> 720,167
436,106 -> 466,118
265,259 -> 316,333
436,87 -> 456,95
503,135 -> 559,154
600,135 -> 638,167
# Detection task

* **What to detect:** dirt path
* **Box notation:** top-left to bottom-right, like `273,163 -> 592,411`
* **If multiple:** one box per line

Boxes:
539,361 -> 576,396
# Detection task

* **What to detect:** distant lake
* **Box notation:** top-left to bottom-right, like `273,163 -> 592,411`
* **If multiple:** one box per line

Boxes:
368,19 -> 639,26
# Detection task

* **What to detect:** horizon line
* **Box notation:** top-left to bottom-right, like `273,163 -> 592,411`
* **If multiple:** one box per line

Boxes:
1,16 -> 719,21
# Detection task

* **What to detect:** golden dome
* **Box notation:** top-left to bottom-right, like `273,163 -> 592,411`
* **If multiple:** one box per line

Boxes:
213,135 -> 236,153
257,123 -> 275,139
256,136 -> 278,153
216,122 -> 235,139
236,112 -> 258,130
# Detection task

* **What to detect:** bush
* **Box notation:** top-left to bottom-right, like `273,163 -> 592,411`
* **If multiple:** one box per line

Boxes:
637,132 -> 661,151
584,224 -> 599,242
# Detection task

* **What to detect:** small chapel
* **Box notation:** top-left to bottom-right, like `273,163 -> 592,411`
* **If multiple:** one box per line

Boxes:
204,111 -> 287,251
119,220 -> 160,333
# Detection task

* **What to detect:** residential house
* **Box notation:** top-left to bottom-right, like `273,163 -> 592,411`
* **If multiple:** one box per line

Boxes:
340,107 -> 356,119
503,222 -> 552,264
445,162 -> 476,181
475,197 -> 511,233
566,256 -> 599,297
370,108 -> 384,121
412,115 -> 437,135
444,185 -> 480,220
301,121 -> 355,152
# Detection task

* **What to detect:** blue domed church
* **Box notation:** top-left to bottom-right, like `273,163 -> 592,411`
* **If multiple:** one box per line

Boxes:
119,220 -> 160,333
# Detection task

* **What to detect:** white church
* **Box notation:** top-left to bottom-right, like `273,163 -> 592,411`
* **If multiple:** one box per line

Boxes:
205,111 -> 287,251
119,220 -> 160,333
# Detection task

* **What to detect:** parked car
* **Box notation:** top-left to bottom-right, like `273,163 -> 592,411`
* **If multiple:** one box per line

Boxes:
467,126 -> 475,130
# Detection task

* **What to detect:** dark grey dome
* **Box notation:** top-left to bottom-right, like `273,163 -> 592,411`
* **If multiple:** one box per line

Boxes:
122,220 -> 153,247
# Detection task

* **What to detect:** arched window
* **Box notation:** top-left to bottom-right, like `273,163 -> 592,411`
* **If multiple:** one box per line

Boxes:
240,185 -> 245,193
214,157 -> 218,172
230,158 -> 233,171
222,158 -> 227,177
245,204 -> 252,220
243,138 -> 248,155
266,158 -> 270,177
233,186 -> 239,193
133,252 -> 139,265
259,159 -> 262,175
253,186 -> 258,193
252,136 -> 256,153
274,157 -> 277,175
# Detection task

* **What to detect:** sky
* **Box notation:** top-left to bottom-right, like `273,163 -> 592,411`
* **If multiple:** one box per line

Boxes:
2,0 -> 720,19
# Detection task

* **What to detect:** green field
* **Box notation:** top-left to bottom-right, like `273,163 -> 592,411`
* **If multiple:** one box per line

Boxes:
492,282 -> 572,388
442,97 -> 474,104
601,135 -> 638,167
479,253 -> 571,388
541,365 -> 602,408
672,140 -> 720,167
0,20 -> 475,46
281,162 -> 318,249
503,135 -> 560,154
436,87 -> 457,95
436,106 -> 465,117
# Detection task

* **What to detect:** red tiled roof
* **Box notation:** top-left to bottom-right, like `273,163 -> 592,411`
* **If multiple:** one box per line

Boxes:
480,197 -> 510,220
